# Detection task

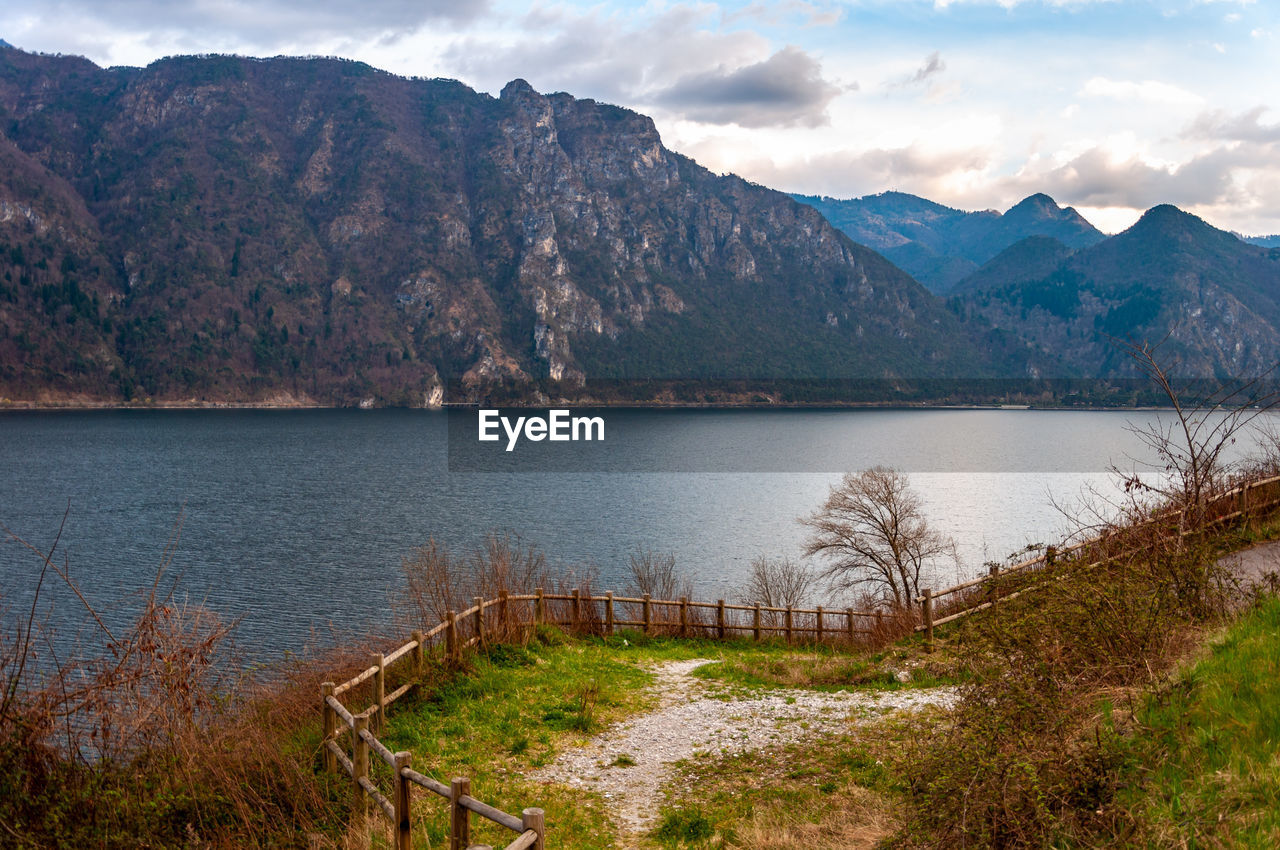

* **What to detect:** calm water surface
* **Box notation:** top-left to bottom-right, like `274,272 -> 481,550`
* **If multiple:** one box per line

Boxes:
0,408 -> 1236,661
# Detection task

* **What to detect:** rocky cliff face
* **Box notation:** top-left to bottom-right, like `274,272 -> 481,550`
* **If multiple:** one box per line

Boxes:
0,49 -> 1002,404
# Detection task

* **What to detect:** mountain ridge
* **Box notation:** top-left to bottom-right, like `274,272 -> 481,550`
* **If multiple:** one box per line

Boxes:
791,190 -> 1105,294
0,49 -> 1016,406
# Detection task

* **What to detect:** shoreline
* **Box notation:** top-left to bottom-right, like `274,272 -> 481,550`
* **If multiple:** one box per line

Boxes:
0,398 -> 1181,413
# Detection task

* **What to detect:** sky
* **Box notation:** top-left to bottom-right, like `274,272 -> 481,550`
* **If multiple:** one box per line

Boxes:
3,0 -> 1279,235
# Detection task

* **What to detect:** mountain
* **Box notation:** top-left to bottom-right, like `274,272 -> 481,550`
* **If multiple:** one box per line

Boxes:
0,49 -> 1016,406
950,205 -> 1280,378
950,235 -> 1078,296
792,191 -> 1105,294
1243,234 -> 1280,248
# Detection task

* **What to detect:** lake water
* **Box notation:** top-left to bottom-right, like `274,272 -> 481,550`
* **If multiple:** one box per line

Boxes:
0,407 -> 1261,662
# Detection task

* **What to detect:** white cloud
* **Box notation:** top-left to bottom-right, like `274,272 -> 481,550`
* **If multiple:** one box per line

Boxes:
1080,76 -> 1203,107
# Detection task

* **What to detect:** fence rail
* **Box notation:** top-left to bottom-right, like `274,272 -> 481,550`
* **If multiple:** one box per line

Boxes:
912,473 -> 1280,648
322,585 -> 884,847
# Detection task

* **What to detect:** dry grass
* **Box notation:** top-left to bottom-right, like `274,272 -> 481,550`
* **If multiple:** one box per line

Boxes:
0,519 -> 356,847
730,786 -> 894,850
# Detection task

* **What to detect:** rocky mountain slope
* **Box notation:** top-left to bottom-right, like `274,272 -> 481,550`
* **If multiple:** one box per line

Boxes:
0,48 -> 1014,405
793,191 -> 1105,294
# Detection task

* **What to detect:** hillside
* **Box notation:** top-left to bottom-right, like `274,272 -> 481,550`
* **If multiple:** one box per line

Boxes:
792,191 -> 1105,294
0,48 -> 1016,406
950,205 -> 1280,378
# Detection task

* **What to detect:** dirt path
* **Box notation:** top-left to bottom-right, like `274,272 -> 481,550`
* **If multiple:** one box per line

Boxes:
527,659 -> 955,843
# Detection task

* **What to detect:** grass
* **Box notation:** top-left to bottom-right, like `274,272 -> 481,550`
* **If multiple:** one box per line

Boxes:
1112,594 -> 1280,847
644,714 -> 930,849
378,627 -> 950,849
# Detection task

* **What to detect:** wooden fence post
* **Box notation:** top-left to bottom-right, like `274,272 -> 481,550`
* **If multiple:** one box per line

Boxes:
449,777 -> 471,850
352,712 -> 371,847
1045,545 -> 1057,568
321,681 -> 336,773
816,606 -> 824,643
753,603 -> 761,641
679,596 -> 689,637
499,590 -> 510,639
474,596 -> 485,647
522,807 -> 546,850
784,606 -> 793,643
372,654 -> 386,735
988,564 -> 1000,610
411,631 -> 425,679
642,594 -> 652,635
874,609 -> 883,637
922,588 -> 934,653
572,588 -> 581,632
394,751 -> 412,850
716,599 -> 725,640
446,611 -> 459,664
534,588 -> 544,625
846,608 -> 855,644
605,592 -> 615,635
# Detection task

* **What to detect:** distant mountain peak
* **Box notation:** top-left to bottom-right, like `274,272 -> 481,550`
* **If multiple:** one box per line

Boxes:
1010,192 -> 1058,210
1125,204 -> 1216,239
0,38 -> 13,49
500,78 -> 538,99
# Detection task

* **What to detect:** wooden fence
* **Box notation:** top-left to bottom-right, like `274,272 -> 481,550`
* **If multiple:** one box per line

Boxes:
914,473 -> 1280,648
322,591 -> 883,847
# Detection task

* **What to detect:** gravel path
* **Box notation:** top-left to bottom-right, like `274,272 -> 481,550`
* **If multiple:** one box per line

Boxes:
527,658 -> 956,841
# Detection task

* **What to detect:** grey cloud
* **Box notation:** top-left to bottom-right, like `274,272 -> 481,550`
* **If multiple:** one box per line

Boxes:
37,0 -> 487,49
445,5 -> 758,105
910,51 -> 945,84
650,46 -> 843,128
888,51 -> 945,89
1183,106 -> 1280,143
1004,148 -> 1237,210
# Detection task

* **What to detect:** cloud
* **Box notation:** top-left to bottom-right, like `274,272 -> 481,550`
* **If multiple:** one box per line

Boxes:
17,0 -> 486,54
1183,105 -> 1280,143
444,6 -> 847,128
695,141 -> 994,200
443,5 -> 768,105
651,46 -> 843,128
723,1 -> 845,28
998,143 -> 1273,210
1080,76 -> 1203,106
907,51 -> 946,85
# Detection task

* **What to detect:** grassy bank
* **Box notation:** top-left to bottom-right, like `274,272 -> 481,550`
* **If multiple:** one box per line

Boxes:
6,506 -> 1280,847
1113,594 -> 1280,846
375,628 -> 966,849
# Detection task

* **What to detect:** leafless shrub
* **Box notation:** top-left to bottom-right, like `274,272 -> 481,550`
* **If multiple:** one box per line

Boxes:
400,532 -> 548,630
1,515 -> 339,846
743,556 -> 815,610
1114,337 -> 1280,533
625,547 -> 692,602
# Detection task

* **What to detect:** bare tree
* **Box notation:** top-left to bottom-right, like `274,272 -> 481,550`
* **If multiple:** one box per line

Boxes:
800,467 -> 953,608
1116,338 -> 1280,532
743,556 -> 814,610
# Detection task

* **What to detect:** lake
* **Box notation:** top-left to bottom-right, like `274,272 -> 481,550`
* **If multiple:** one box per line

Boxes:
0,407 -> 1260,662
